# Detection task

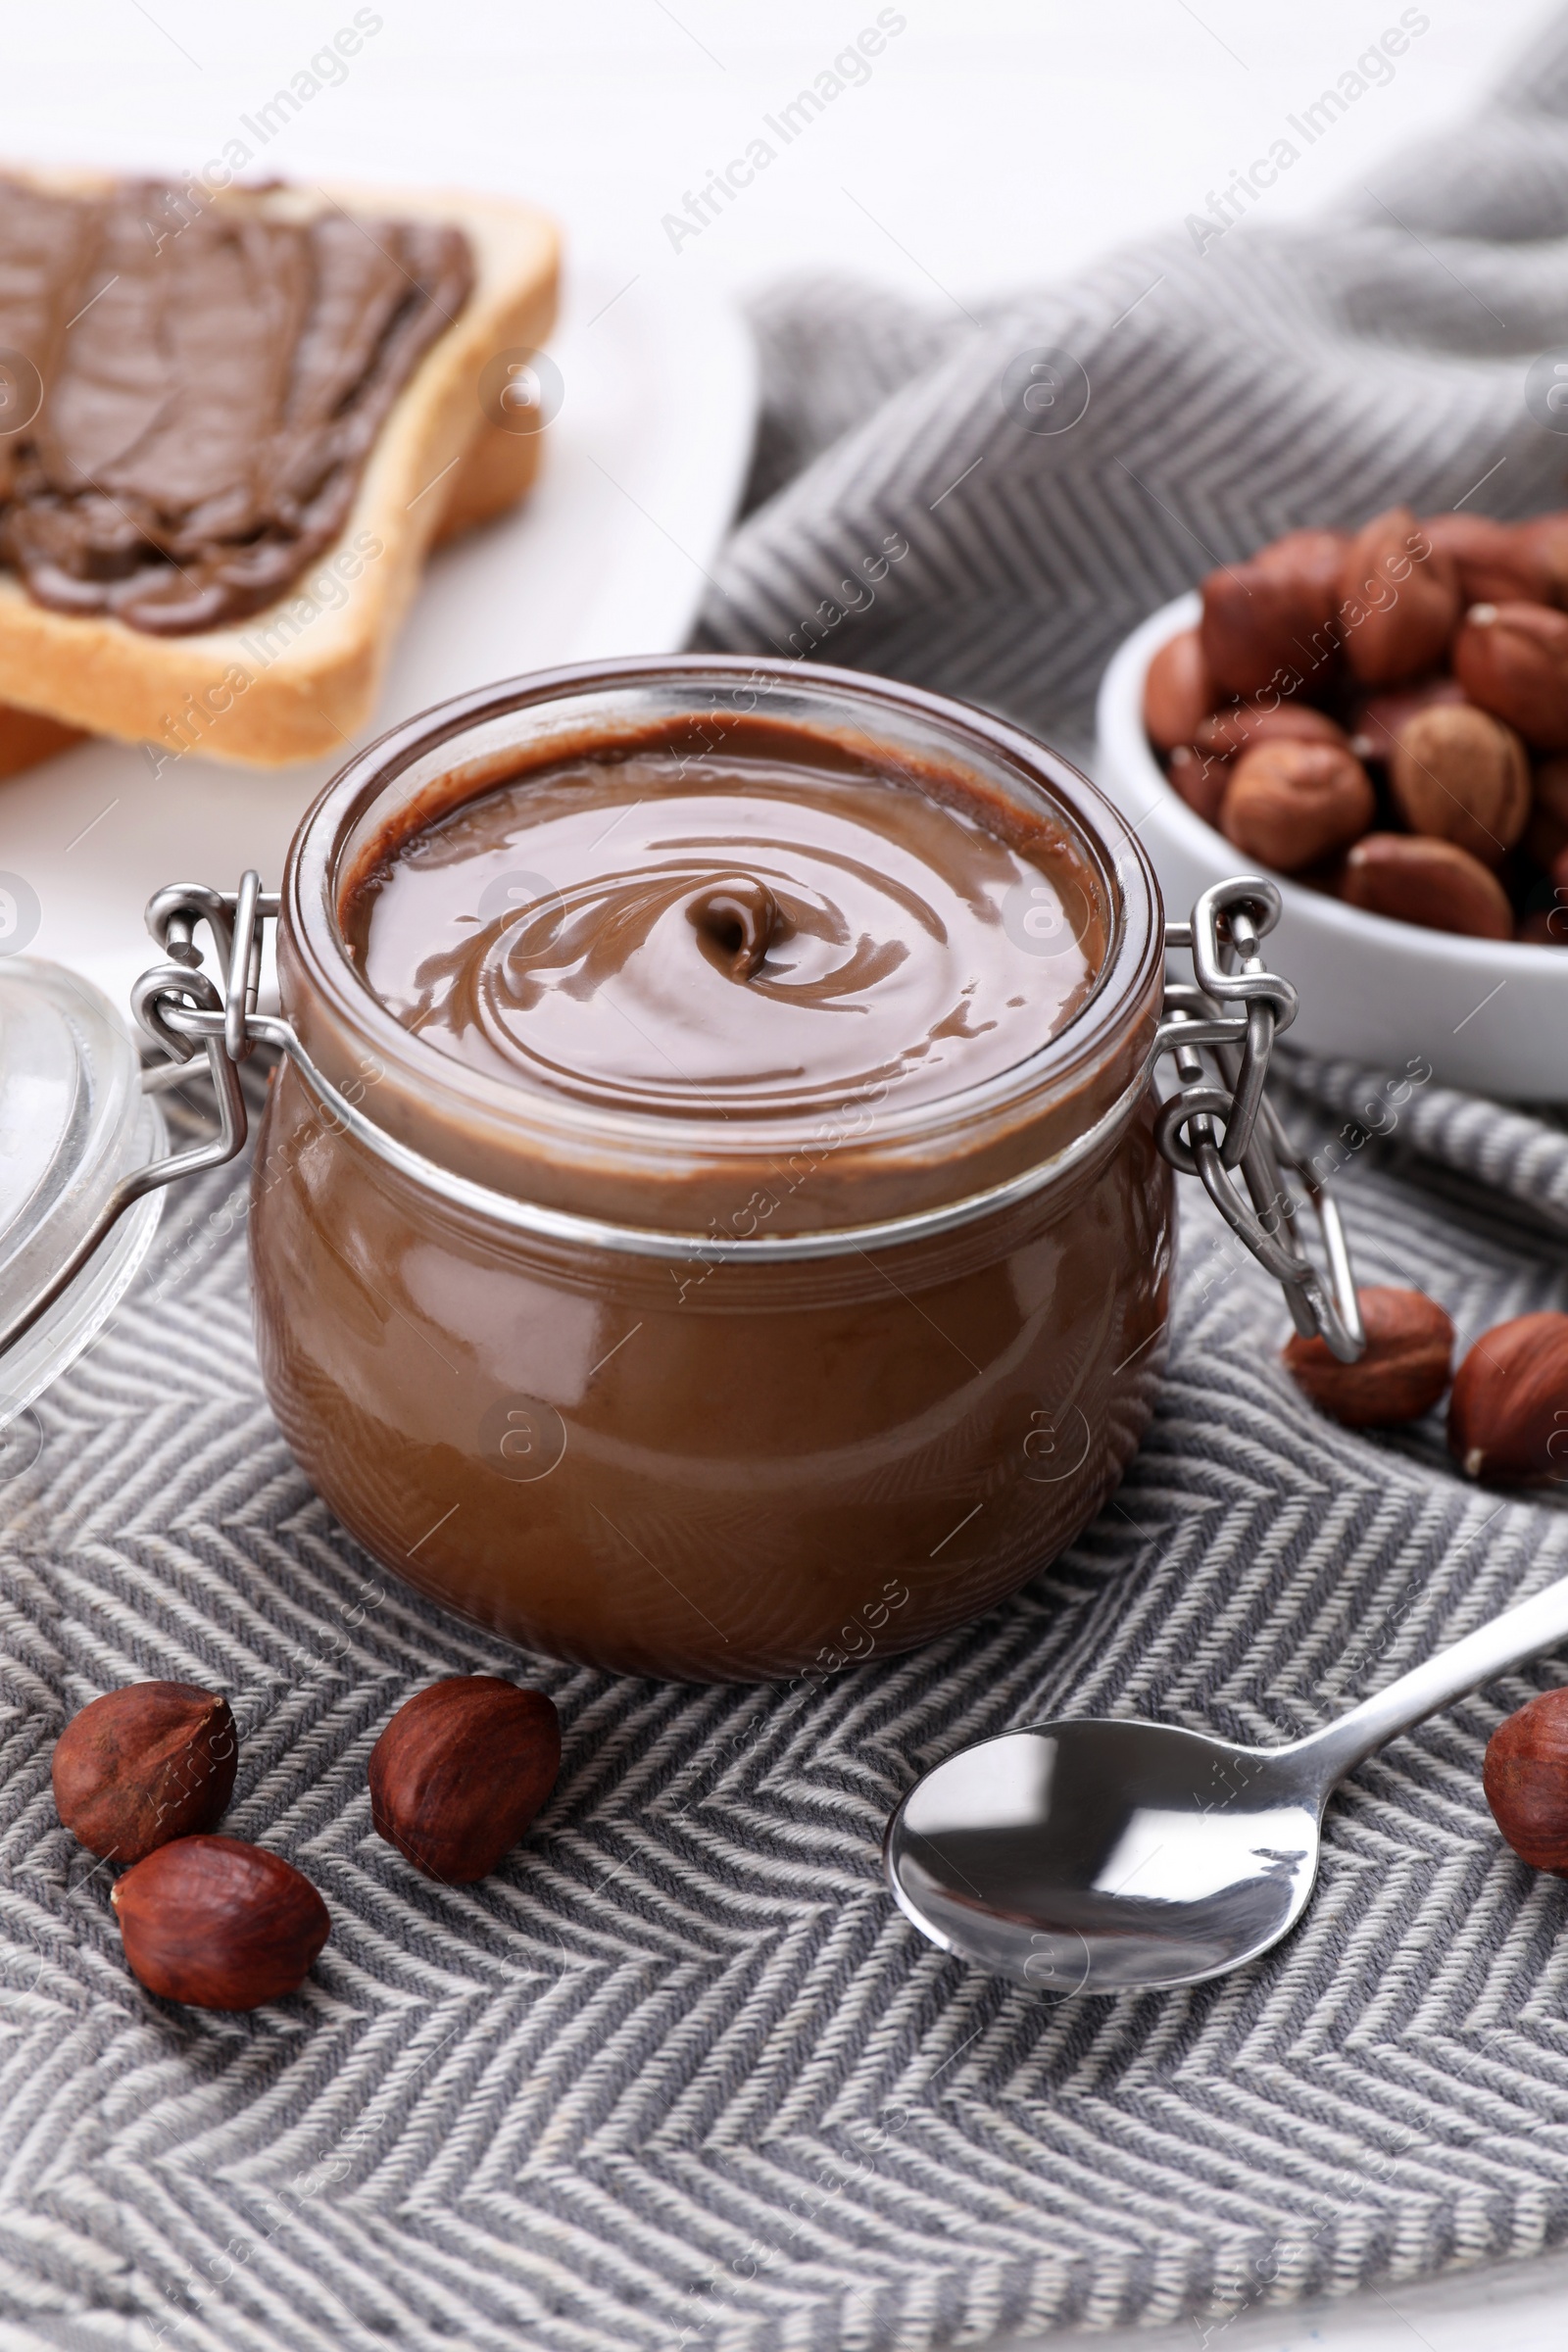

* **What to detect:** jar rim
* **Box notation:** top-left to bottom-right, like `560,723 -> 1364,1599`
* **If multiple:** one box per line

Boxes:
279,657 -> 1165,1235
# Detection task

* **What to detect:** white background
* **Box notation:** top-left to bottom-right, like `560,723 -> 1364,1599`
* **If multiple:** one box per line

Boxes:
6,0 -> 1562,313
11,5 -> 1568,2346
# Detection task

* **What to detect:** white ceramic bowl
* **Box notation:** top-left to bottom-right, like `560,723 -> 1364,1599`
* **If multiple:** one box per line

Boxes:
1095,592 -> 1567,1099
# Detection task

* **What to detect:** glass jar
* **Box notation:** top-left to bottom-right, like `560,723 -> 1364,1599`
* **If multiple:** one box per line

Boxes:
5,658 -> 1359,1683
255,658 -> 1173,1680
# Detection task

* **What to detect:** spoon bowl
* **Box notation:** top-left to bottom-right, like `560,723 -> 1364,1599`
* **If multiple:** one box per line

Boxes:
885,1720 -> 1321,1991
886,1564 -> 1568,1991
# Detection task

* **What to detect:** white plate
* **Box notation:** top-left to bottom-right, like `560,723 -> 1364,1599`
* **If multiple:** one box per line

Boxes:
1096,593 -> 1568,1100
0,262 -> 757,1014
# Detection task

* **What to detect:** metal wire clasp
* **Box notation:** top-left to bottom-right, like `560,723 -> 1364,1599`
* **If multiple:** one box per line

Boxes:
1154,877 -> 1364,1363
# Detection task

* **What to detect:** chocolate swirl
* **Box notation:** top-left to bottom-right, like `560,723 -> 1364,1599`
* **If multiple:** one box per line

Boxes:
349,743 -> 1098,1121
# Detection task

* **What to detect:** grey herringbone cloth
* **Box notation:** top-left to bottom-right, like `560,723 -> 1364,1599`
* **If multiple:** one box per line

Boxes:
14,24 -> 1568,2352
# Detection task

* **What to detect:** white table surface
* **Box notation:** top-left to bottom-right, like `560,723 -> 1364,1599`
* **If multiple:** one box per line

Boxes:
9,0 -> 1558,308
7,5 -> 1568,2343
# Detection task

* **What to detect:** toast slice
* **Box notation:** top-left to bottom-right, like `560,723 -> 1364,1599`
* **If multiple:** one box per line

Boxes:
430,407 -> 545,547
0,172 -> 558,768
0,403 -> 545,780
0,704 -> 85,777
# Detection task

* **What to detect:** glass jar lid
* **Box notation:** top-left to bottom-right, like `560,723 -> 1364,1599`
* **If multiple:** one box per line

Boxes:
0,957 -> 166,1427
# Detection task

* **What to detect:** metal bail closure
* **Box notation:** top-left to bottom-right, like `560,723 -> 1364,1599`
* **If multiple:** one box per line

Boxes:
1152,877 -> 1365,1364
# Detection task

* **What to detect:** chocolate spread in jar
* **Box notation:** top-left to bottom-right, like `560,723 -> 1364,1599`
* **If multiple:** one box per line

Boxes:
343,715 -> 1102,1125
0,176 -> 471,633
253,692 -> 1170,1681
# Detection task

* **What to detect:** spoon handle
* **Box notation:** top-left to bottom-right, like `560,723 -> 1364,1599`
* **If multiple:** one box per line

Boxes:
1292,1567 -> 1568,1790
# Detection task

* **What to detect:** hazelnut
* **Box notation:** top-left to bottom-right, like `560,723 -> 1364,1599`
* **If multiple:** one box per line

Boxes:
1257,526 -> 1349,611
1168,703 -> 1349,832
1199,533 -> 1344,701
1526,756 -> 1568,866
1484,1689 -> 1568,1872
1452,600 -> 1568,749
1193,702 -> 1348,760
1219,739 -> 1375,872
1338,507 -> 1461,685
1341,833 -> 1512,939
1418,513 -> 1556,609
1143,628 -> 1215,752
111,1835 -> 329,2010
52,1683 -> 236,1863
1447,1310 -> 1568,1483
1165,744 -> 1228,827
1349,675 -> 1466,763
368,1676 -> 561,1883
1388,703 -> 1529,864
1513,511 -> 1568,609
1283,1286 -> 1453,1427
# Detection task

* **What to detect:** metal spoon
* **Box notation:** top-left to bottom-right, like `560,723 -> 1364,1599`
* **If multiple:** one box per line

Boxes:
884,1569 -> 1568,1992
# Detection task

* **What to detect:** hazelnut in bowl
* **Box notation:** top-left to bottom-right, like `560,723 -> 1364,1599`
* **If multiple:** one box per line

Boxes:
1094,508 -> 1568,1097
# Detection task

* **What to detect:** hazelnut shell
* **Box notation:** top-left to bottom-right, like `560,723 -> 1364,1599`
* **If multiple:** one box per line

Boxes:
112,1835 -> 329,2010
1338,507 -> 1461,685
1219,739 -> 1375,873
1485,1689 -> 1568,1873
1283,1287 -> 1453,1428
1513,512 -> 1568,609
1199,542 -> 1342,702
1193,701 -> 1348,760
1418,513 -> 1556,609
1388,702 -> 1529,864
1452,600 -> 1568,749
369,1676 -> 562,1884
1348,675 -> 1466,763
52,1682 -> 237,1863
1143,628 -> 1214,752
1447,1310 -> 1568,1483
1165,745 -> 1228,826
1256,526 -> 1348,612
1341,833 -> 1512,940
